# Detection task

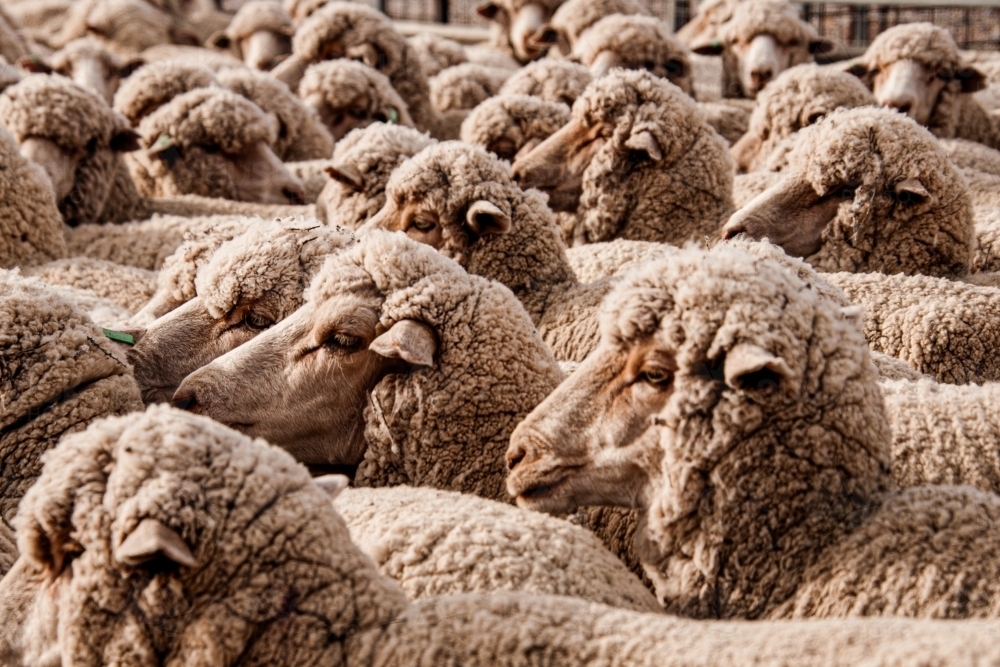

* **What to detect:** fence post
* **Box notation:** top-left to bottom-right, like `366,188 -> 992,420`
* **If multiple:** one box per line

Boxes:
438,0 -> 449,22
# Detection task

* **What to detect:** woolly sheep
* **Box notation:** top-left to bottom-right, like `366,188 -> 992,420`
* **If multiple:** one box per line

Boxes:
848,23 -> 999,149
129,218 -> 354,404
572,14 -> 694,96
12,405 -> 1000,666
112,60 -> 218,126
512,69 -> 734,244
24,258 -> 156,313
508,244 -> 1000,619
473,0 -> 563,63
498,57 -> 592,105
406,32 -> 468,77
49,0 -> 200,52
723,107 -> 974,278
17,37 -> 145,104
532,0 -> 650,59
315,122 -> 436,228
694,0 -> 833,99
174,230 -> 563,500
675,0 -> 739,50
0,270 -> 142,526
206,1 -> 294,71
271,2 -> 464,139
941,138 -> 1000,175
460,93 -> 570,162
335,484 -> 660,611
428,63 -> 511,112
730,63 -> 875,173
298,60 -> 415,142
696,100 -> 751,144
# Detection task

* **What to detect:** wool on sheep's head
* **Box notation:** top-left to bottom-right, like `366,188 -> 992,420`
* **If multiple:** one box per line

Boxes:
2,404 -> 407,667
498,58 -> 592,106
507,243 -> 892,618
112,61 -> 217,128
460,94 -> 571,163
538,0 -> 651,58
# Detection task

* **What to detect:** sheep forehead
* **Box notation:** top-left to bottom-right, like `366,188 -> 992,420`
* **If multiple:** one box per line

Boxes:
227,1 -> 292,39
866,23 -> 959,70
0,75 -> 125,147
143,89 -> 276,152
391,143 -> 517,210
725,1 -> 815,44
577,69 -> 692,124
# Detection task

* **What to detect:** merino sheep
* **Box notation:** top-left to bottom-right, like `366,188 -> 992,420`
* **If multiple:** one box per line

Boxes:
498,57 -> 592,105
271,2 -> 464,139
512,69 -> 734,244
315,123 -> 436,228
723,107 -> 974,278
428,63 -> 511,112
13,405 -> 1000,665
460,93 -> 570,162
207,1 -> 294,71
694,0 -> 833,99
406,32 -> 468,77
847,23 -> 999,149
532,0 -> 650,59
336,485 -> 660,611
173,230 -> 563,501
24,258 -> 156,313
17,37 -> 145,104
508,244 -> 1000,619
474,0 -> 563,63
298,60 -> 414,142
730,63 -> 875,173
48,0 -> 200,52
0,270 -> 142,525
112,60 -> 218,127
572,15 -> 694,96
129,219 -> 354,404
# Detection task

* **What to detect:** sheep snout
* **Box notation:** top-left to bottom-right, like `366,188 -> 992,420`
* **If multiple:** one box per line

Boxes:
872,59 -> 943,126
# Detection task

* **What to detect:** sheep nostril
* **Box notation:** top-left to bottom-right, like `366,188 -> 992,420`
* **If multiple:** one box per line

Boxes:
283,187 -> 305,205
506,446 -> 526,471
722,223 -> 746,240
511,168 -> 523,185
171,390 -> 198,412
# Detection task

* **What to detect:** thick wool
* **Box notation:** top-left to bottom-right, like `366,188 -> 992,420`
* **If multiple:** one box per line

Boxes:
573,15 -> 694,96
0,515 -> 15,576
336,485 -> 660,612
0,270 -> 142,525
498,58 -> 592,105
781,107 -> 974,277
219,0 -> 293,42
128,87 -> 277,199
941,138 -> 1000,175
676,0 -> 740,48
855,23 -> 1000,148
697,100 -> 751,145
406,32 -> 468,77
545,0 -> 651,57
572,69 -> 734,243
0,125 -> 65,268
216,67 -> 334,161
973,204 -> 1000,273
308,231 -> 563,501
316,123 -> 435,228
113,61 -> 217,126
731,64 -> 875,173
49,0 -> 179,52
460,94 -> 570,162
429,63 -> 510,112
24,258 -> 156,313
297,59 -> 415,134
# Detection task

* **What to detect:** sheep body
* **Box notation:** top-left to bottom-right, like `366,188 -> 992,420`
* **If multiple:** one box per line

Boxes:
24,258 -> 156,313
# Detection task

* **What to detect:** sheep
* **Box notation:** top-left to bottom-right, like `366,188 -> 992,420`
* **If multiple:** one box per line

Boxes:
206,1 -> 294,71
0,125 -> 65,268
722,107 -> 974,279
406,32 -> 468,77
460,93 -> 570,163
48,0 -> 200,52
112,60 -> 218,127
172,229 -> 563,502
335,484 -> 660,611
214,67 -> 334,161
0,74 -> 146,226
271,2 -> 464,139
23,258 -> 157,313
512,69 -> 734,245
730,63 -> 875,173
693,0 -> 834,99
847,23 -> 999,150
571,15 -> 694,96
428,63 -> 511,112
941,138 -> 1000,175
696,100 -> 751,145
16,37 -> 145,104
507,243 -> 1000,619
283,0 -> 328,24
498,57 -> 592,105
473,0 -> 563,63
128,218 -> 354,404
675,0 -> 739,50
0,270 -> 142,527
10,406 -> 1000,667
315,123 -> 436,228
531,0 -> 650,59
298,60 -> 415,142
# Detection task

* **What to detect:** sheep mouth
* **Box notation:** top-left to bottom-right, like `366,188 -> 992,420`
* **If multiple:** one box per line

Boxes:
515,475 -> 578,514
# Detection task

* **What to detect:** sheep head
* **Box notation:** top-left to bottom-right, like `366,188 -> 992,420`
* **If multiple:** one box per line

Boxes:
207,1 -> 294,71
507,244 -> 892,618
461,94 -> 571,163
129,220 -> 355,405
847,23 -> 985,130
722,107 -> 974,278
529,0 -> 650,58
476,0 -> 560,63
18,38 -> 144,104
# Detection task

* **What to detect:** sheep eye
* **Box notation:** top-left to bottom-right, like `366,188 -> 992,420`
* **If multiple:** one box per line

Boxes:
324,333 -> 362,352
373,112 -> 387,122
377,51 -> 389,70
806,112 -> 824,125
348,108 -> 369,121
665,59 -> 683,76
411,217 -> 436,232
833,185 -> 857,199
937,69 -> 954,81
242,311 -> 274,330
638,366 -> 673,387
892,189 -> 925,206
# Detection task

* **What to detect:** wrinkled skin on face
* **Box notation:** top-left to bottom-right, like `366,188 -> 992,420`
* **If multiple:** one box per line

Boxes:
477,0 -> 553,63
171,295 -> 406,465
510,117 -> 608,211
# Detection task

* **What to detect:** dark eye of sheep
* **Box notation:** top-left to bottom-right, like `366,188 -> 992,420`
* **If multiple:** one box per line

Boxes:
377,51 -> 389,70
833,185 -> 857,199
412,217 -> 436,232
734,367 -> 782,392
806,112 -> 825,125
665,59 -> 683,76
892,189 -> 925,206
324,333 -> 362,352
373,112 -> 387,122
638,366 -> 674,388
243,311 -> 274,330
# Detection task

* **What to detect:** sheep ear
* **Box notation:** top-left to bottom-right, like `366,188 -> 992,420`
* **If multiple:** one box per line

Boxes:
808,37 -> 834,54
208,30 -> 231,50
529,24 -> 558,47
846,62 -> 869,79
723,343 -> 793,394
475,1 -> 500,19
956,67 -> 986,93
370,319 -> 437,367
893,178 -> 930,205
17,55 -> 52,74
326,163 -> 363,191
625,131 -> 662,162
692,41 -> 724,56
465,200 -> 512,236
110,129 -> 141,153
119,58 -> 145,79
314,474 -> 350,499
115,518 -> 196,568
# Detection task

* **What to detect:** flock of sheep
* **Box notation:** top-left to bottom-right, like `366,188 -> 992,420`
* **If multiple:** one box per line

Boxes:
3,0 -> 1000,663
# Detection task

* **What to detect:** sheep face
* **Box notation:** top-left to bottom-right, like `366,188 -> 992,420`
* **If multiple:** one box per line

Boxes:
18,39 -> 144,104
511,117 -> 608,211
477,0 -> 554,63
307,92 -> 386,141
857,58 -> 984,127
214,29 -> 293,71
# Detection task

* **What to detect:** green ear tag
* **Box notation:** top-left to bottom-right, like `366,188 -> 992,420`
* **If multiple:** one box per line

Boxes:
154,134 -> 173,149
102,328 -> 135,345
388,107 -> 399,124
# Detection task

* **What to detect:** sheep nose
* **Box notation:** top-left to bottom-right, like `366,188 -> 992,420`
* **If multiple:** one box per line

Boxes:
511,164 -> 525,185
887,100 -> 912,116
506,444 -> 527,471
283,185 -> 305,205
750,68 -> 773,89
721,221 -> 746,240
171,387 -> 199,412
